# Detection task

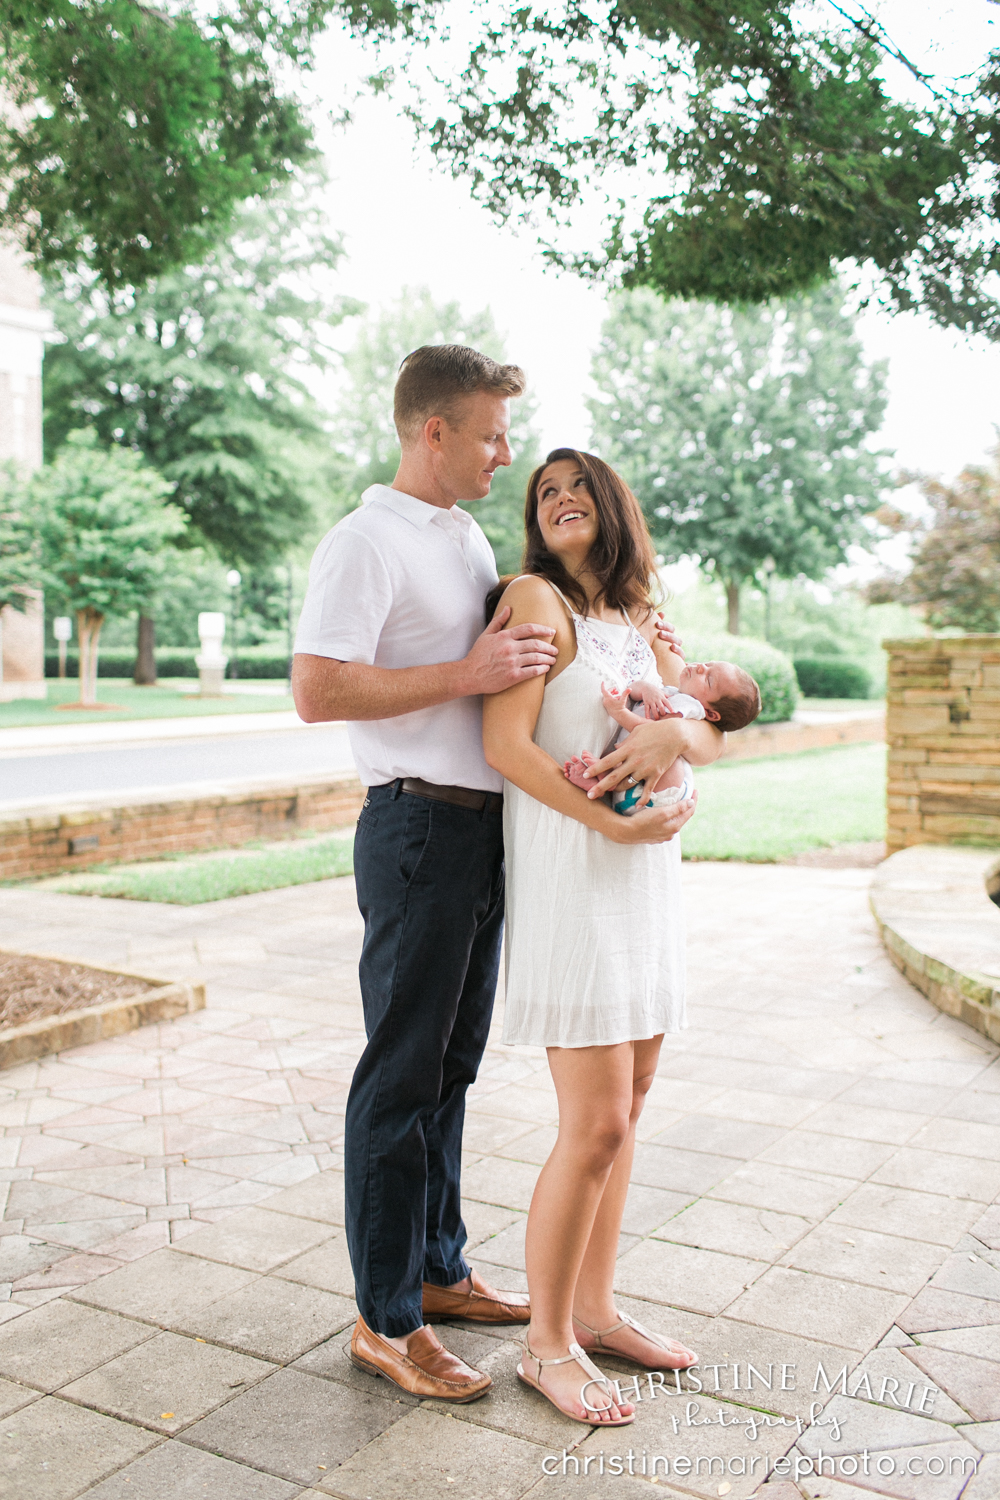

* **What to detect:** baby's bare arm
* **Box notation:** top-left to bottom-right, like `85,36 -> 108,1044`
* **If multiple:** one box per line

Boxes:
627,679 -> 678,721
601,681 -> 646,731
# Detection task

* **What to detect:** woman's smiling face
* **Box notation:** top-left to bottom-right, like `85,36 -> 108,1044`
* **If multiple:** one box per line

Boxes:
535,459 -> 600,561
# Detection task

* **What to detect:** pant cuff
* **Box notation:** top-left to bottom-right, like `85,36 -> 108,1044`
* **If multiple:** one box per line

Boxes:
422,1255 -> 471,1289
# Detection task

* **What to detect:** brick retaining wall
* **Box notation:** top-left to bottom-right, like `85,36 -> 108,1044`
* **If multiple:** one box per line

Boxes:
0,772 -> 366,881
885,634 -> 1000,853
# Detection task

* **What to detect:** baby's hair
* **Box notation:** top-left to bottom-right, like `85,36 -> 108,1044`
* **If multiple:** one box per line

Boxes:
712,667 -> 762,733
484,575 -> 517,625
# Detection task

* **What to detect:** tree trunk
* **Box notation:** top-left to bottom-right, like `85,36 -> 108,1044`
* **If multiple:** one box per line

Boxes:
725,580 -> 741,635
76,608 -> 104,706
134,614 -> 157,685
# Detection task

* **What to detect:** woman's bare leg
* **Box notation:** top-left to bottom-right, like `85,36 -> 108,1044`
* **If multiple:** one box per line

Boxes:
572,1035 -> 660,1326
572,1036 -> 698,1368
523,1041 -> 635,1422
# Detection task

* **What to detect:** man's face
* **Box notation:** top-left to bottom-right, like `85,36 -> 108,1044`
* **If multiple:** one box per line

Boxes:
436,391 -> 513,501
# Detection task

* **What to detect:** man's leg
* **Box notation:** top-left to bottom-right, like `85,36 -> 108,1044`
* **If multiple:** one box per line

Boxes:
423,875 -> 504,1287
345,785 -> 503,1338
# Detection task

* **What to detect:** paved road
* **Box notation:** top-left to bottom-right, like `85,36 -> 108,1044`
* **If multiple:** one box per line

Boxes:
0,724 -> 355,806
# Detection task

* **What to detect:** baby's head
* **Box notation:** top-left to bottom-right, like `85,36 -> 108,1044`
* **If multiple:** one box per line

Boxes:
679,660 -> 761,732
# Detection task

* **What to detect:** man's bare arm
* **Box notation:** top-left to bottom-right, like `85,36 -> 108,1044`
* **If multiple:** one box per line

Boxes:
293,606 -> 557,723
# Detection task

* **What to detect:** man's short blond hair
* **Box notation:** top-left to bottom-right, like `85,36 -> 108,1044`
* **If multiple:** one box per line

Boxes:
394,344 -> 526,446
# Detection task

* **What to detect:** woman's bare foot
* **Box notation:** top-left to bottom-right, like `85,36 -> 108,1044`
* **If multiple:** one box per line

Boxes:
520,1327 -> 635,1424
573,1309 -> 697,1370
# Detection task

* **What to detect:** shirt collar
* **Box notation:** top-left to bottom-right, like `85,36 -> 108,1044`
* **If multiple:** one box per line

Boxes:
362,484 -> 473,530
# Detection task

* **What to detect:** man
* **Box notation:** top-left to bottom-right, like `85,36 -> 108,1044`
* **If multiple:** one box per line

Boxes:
293,344 -> 698,1402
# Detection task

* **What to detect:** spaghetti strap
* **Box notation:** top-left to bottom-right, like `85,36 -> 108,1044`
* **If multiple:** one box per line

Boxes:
540,578 -> 580,620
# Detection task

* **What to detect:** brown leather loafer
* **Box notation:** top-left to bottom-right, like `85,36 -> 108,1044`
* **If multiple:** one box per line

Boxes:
349,1315 -> 491,1402
422,1268 -> 530,1324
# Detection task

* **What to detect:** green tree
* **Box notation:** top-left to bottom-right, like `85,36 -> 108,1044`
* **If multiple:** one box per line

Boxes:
589,284 -> 888,633
331,288 -> 540,572
410,1 -> 1000,336
868,452 -> 1000,633
33,430 -> 187,704
0,0 -> 412,289
43,190 -> 353,568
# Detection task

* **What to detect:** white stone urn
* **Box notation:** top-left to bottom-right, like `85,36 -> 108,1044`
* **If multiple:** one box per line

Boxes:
196,611 -> 229,697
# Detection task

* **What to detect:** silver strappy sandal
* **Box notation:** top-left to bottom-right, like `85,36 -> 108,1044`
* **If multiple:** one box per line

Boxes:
517,1337 -> 635,1426
574,1310 -> 698,1370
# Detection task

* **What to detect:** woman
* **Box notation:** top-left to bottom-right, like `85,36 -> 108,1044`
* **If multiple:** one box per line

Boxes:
482,448 -> 723,1427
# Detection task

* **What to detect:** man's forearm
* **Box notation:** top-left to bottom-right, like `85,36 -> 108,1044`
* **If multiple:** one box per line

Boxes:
293,654 -> 467,723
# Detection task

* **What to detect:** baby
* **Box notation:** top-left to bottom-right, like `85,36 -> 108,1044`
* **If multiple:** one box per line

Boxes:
565,660 -> 762,815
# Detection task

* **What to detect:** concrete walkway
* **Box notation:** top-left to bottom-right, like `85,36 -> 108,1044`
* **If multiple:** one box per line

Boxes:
0,864 -> 998,1500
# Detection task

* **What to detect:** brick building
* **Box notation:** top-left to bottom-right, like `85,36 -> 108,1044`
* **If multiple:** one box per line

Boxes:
0,236 -> 51,700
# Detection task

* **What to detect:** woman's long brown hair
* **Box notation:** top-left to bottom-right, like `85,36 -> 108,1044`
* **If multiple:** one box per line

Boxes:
522,448 -> 660,618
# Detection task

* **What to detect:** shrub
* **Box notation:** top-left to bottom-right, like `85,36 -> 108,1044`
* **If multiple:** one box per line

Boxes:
683,633 -> 799,723
793,656 -> 873,699
45,648 -> 290,679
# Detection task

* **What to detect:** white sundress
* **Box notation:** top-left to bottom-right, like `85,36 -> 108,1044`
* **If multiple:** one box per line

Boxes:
501,581 -> 687,1049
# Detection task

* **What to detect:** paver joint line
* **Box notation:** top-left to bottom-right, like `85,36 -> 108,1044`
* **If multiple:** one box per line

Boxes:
0,863 -> 997,1500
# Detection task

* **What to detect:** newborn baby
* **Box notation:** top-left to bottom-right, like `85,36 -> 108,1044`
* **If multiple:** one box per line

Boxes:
565,660 -> 762,815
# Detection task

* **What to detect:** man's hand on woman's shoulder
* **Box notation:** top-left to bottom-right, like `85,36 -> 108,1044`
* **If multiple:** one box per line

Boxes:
457,603 -> 558,697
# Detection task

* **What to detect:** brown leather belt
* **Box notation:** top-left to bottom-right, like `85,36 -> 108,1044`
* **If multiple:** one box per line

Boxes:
399,777 -> 503,814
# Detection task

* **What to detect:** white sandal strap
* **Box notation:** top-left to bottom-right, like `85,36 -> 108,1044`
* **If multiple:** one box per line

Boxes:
577,1310 -> 674,1350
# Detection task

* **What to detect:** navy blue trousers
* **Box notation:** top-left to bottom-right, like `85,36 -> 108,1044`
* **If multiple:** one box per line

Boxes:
345,780 -> 505,1337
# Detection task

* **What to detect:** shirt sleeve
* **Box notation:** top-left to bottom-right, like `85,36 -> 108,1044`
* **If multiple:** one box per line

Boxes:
293,525 -> 392,664
665,688 -> 706,720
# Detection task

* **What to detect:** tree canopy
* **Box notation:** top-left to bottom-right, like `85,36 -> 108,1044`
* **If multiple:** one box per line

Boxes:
0,0 -> 414,288
407,0 -> 1000,336
43,190 -> 352,566
868,451 -> 1000,633
588,283 -> 888,632
31,429 -> 187,701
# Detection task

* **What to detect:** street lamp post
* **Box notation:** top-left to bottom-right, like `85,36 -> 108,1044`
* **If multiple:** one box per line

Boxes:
225,569 -> 241,680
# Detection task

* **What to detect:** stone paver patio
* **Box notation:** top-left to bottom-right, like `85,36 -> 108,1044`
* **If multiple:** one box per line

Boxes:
0,863 -> 999,1500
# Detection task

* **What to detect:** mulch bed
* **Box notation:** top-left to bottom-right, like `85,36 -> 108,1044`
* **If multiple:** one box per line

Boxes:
0,952 -> 154,1029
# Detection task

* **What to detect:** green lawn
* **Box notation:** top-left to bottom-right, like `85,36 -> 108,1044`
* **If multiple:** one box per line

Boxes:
35,830 -> 355,904
25,743 -> 886,904
682,741 -> 886,861
0,679 -> 294,728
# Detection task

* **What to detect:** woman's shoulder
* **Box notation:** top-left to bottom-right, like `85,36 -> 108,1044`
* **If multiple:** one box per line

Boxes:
500,573 -> 565,615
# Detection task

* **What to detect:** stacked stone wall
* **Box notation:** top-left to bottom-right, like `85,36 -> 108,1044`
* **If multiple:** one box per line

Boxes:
0,774 -> 365,880
885,635 -> 1000,851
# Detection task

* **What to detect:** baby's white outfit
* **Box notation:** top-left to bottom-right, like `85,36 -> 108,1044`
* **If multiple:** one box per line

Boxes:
663,686 -> 706,720
502,581 -> 686,1048
609,684 -> 702,816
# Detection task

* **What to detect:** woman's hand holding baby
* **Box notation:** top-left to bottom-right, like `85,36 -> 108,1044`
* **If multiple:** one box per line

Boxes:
610,791 -> 697,844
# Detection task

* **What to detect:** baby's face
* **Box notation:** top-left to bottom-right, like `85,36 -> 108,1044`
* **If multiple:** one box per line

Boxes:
679,661 -> 740,717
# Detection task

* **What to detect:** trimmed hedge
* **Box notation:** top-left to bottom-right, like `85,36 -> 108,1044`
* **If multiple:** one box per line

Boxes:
45,648 -> 290,679
793,656 -> 873,700
683,633 -> 799,723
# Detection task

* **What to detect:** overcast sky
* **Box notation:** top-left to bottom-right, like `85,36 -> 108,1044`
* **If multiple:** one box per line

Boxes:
306,0 -> 1000,486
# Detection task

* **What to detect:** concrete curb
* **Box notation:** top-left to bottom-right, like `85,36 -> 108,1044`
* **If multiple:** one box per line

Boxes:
869,843 -> 1000,1043
0,950 -> 205,1069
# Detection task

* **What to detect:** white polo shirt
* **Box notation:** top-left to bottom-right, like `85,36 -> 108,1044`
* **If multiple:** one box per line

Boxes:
294,484 -> 503,792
